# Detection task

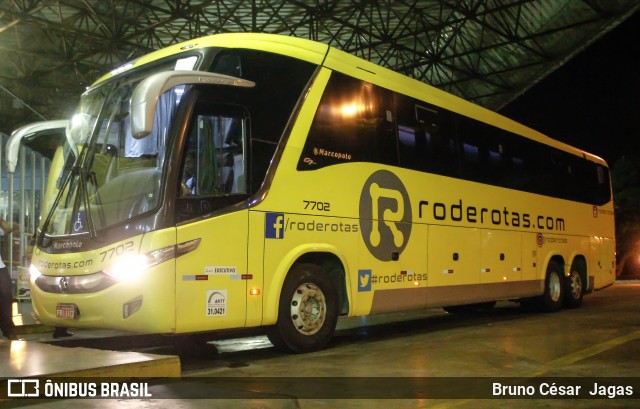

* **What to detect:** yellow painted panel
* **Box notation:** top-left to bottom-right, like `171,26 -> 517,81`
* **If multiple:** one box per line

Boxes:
480,230 -> 522,284
355,222 -> 428,316
30,232 -> 176,333
590,237 -> 616,290
427,225 -> 480,287
521,233 -> 539,282
246,211 -> 265,327
261,212 -> 358,324
175,211 -> 248,332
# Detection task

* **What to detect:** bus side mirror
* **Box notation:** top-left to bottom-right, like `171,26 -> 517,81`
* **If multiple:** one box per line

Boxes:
130,71 -> 255,139
5,120 -> 70,173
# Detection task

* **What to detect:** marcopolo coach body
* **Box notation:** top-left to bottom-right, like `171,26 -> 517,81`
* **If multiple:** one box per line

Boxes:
26,33 -> 614,352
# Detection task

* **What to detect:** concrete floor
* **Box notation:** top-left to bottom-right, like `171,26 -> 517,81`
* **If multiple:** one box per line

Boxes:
2,281 -> 639,408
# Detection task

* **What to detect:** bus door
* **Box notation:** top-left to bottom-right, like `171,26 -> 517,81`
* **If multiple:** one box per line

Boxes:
174,110 -> 251,333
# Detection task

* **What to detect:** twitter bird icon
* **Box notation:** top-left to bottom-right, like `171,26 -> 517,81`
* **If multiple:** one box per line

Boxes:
358,269 -> 372,292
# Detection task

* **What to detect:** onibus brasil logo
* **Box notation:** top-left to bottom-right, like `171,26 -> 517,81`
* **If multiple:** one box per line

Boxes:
359,170 -> 412,261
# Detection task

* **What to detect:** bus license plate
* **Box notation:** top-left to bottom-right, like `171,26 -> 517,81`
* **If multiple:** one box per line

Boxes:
56,303 -> 78,320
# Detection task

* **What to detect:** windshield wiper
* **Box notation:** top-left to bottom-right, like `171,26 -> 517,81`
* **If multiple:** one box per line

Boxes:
37,163 -> 77,246
77,167 -> 97,239
38,164 -> 98,243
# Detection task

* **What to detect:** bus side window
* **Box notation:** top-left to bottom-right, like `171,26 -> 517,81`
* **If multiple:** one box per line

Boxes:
458,117 -> 486,182
396,96 -> 456,177
211,53 -> 242,77
176,107 -> 249,222
180,114 -> 246,197
299,72 -> 397,169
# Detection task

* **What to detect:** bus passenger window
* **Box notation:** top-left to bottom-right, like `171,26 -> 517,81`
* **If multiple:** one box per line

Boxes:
415,105 -> 438,128
396,95 -> 456,177
298,72 -> 397,169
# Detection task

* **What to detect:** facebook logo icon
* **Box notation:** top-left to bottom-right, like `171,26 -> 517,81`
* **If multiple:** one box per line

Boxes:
265,213 -> 285,239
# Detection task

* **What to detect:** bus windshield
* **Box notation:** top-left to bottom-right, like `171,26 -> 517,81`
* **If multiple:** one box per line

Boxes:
43,57 -> 196,237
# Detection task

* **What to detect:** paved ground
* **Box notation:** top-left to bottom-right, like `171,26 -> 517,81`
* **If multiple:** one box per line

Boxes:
3,281 -> 640,408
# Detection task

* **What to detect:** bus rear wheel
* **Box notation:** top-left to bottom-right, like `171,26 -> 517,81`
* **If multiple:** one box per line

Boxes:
564,267 -> 584,308
268,263 -> 338,353
536,260 -> 564,312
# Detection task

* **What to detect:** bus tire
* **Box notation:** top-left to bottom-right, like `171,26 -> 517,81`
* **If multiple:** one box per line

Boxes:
536,260 -> 564,312
267,263 -> 338,353
564,266 -> 584,308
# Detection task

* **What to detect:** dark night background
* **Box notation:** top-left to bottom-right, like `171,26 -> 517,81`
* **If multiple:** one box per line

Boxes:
501,11 -> 640,166
501,10 -> 640,278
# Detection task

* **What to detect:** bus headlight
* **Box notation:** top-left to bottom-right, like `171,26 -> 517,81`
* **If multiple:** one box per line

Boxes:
103,245 -> 176,282
29,263 -> 42,281
104,254 -> 149,282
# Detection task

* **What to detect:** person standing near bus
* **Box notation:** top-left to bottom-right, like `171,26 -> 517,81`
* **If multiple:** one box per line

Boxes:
0,219 -> 19,340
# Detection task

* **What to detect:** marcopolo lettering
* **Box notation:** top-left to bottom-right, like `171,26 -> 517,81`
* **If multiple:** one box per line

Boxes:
313,147 -> 352,160
53,240 -> 84,251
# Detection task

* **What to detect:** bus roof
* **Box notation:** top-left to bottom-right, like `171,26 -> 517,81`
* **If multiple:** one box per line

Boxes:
93,32 -> 607,167
93,33 -> 330,86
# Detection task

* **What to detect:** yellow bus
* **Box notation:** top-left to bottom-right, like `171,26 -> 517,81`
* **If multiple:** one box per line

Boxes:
26,33 -> 615,353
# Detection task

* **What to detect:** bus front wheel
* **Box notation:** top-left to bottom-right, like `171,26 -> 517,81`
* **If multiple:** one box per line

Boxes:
268,263 -> 339,353
536,260 -> 564,312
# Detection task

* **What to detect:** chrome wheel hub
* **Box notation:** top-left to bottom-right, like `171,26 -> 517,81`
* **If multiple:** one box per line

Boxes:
290,283 -> 326,335
549,272 -> 562,302
570,272 -> 582,299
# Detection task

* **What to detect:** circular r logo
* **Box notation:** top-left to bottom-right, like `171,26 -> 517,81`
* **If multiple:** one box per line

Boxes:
359,170 -> 412,261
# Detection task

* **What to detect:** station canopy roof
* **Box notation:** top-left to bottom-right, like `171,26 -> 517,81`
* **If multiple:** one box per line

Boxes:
1,0 -> 638,133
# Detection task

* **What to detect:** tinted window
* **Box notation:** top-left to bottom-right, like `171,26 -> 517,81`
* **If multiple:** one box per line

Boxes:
296,70 -> 611,206
455,114 -> 611,205
396,95 -> 457,176
207,50 -> 316,193
298,73 -> 397,170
